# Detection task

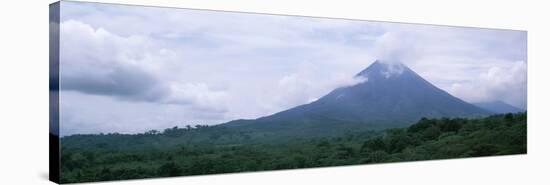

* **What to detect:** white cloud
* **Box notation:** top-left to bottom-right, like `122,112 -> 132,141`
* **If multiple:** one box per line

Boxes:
372,31 -> 423,63
449,60 -> 527,108
271,67 -> 368,111
164,83 -> 230,112
376,61 -> 407,78
60,19 -> 230,108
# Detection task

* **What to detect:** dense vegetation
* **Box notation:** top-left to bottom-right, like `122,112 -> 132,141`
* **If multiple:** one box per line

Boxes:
60,112 -> 526,183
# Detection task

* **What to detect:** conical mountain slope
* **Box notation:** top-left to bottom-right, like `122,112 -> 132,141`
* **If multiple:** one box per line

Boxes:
223,60 -> 492,137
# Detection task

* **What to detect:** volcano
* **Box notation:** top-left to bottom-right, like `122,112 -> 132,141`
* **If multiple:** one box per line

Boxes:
222,60 -> 492,137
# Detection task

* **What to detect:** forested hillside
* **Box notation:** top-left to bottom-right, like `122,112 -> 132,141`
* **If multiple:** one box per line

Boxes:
60,112 -> 526,183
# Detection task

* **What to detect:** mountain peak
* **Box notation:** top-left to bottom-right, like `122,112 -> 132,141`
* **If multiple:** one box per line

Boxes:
356,60 -> 409,79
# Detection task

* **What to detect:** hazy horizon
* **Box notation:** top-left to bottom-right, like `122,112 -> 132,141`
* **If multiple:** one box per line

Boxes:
58,1 -> 527,136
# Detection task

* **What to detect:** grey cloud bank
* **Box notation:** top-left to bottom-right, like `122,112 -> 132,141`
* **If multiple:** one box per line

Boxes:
58,2 -> 527,136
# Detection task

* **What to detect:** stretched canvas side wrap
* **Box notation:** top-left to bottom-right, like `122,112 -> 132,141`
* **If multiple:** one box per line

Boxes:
49,1 -> 527,184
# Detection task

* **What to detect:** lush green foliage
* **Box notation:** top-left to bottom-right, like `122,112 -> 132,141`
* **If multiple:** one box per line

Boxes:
60,112 -> 526,183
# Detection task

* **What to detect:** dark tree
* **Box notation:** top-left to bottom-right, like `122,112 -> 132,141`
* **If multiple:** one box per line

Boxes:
157,162 -> 182,176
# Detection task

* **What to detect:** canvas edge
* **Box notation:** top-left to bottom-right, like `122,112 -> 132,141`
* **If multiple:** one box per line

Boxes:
49,1 -> 61,184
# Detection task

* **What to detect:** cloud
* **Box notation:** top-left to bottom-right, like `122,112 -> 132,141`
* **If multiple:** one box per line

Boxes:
164,83 -> 229,112
59,19 -> 167,100
375,61 -> 407,78
61,63 -> 169,102
264,62 -> 368,111
59,20 -> 229,111
449,60 -> 527,108
372,31 -> 423,63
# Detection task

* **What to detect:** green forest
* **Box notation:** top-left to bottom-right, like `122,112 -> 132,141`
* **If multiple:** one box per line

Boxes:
60,112 -> 526,183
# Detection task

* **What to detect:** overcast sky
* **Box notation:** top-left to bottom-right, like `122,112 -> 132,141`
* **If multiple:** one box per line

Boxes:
58,1 -> 527,136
